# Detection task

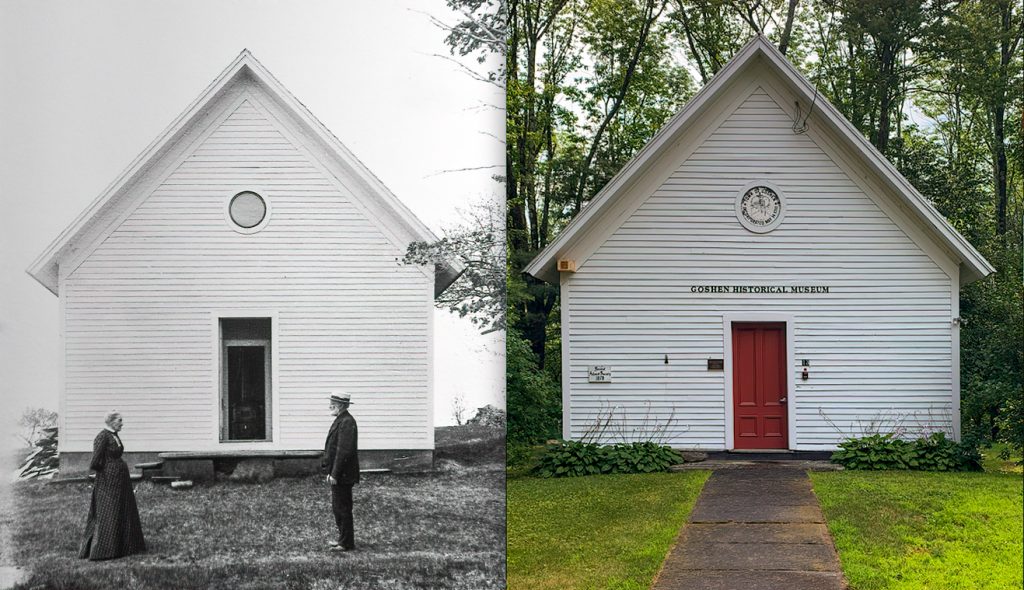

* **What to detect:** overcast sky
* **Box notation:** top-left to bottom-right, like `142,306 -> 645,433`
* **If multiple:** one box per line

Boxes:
0,0 -> 505,446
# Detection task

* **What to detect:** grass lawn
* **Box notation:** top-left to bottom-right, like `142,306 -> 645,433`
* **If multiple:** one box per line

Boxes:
810,470 -> 1023,590
5,428 -> 505,590
507,471 -> 709,590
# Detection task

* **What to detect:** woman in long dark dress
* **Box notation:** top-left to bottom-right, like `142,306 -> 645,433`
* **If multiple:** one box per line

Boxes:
79,412 -> 146,560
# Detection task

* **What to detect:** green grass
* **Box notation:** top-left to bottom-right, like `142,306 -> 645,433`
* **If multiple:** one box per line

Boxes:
507,471 -> 709,590
7,426 -> 505,590
810,470 -> 1023,590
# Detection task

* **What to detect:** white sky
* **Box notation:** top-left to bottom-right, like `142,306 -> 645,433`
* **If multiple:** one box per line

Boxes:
0,0 -> 506,446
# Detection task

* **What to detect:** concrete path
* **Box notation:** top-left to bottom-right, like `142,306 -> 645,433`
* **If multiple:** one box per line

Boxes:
652,467 -> 846,590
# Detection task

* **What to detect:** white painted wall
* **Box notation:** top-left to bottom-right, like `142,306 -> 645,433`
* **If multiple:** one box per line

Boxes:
60,78 -> 433,453
562,82 -> 957,451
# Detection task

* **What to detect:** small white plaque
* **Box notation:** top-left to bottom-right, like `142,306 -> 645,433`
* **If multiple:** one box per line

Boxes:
588,365 -> 612,383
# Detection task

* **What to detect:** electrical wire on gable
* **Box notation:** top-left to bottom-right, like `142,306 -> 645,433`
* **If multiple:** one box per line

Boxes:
792,84 -> 819,134
792,52 -> 825,134
792,8 -> 834,134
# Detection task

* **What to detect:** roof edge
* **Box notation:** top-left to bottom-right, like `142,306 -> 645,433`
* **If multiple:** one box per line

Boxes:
525,35 -> 995,286
27,49 -> 461,294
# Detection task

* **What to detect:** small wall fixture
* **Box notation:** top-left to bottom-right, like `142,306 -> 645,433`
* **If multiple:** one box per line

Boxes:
557,259 -> 576,272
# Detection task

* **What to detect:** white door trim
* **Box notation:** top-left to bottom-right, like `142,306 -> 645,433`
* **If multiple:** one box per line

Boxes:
210,311 -> 280,447
722,313 -> 796,450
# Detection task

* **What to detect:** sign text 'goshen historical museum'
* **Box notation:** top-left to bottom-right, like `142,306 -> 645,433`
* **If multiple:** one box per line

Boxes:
690,285 -> 830,294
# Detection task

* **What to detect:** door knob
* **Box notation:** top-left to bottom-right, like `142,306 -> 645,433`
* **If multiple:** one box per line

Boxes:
779,397 -> 788,404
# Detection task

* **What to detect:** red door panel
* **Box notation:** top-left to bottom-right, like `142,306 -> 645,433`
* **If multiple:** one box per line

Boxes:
732,322 -> 788,449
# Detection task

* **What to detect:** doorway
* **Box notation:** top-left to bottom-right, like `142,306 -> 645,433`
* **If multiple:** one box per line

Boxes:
220,318 -> 272,441
731,322 -> 788,449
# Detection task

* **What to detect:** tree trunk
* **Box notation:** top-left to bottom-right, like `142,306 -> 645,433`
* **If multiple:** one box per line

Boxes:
572,0 -> 661,213
993,0 -> 1016,235
778,0 -> 799,55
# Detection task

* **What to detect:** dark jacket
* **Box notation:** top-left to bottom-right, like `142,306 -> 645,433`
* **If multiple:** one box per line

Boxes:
79,429 -> 146,560
322,410 -> 359,484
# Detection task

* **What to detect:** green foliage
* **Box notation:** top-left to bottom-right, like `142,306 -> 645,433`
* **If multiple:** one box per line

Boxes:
505,0 -> 1023,462
960,239 -> 1024,451
831,432 -> 983,471
534,440 -> 683,477
996,395 -> 1024,462
831,434 -> 914,470
506,327 -> 561,446
535,440 -> 607,477
506,443 -> 546,478
602,442 -> 684,474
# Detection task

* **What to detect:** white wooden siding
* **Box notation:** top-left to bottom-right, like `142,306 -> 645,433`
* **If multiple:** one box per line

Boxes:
61,87 -> 432,452
564,87 -> 954,450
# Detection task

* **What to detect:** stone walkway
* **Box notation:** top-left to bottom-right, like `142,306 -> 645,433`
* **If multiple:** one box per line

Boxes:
652,467 -> 847,590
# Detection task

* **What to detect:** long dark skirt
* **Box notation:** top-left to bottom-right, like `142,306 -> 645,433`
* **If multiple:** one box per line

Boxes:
79,457 -> 146,560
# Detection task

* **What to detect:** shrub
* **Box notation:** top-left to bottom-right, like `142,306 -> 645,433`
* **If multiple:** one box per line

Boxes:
831,432 -> 982,471
831,434 -> 914,470
506,328 -> 561,446
534,441 -> 682,478
912,432 -> 982,471
535,441 -> 606,478
604,442 -> 683,474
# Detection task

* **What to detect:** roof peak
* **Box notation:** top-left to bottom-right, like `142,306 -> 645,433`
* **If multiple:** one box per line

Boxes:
27,49 -> 462,297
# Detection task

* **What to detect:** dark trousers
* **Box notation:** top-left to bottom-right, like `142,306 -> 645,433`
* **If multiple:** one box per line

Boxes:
331,483 -> 355,549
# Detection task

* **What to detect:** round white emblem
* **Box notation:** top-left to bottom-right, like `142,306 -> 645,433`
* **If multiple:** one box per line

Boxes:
735,183 -> 785,233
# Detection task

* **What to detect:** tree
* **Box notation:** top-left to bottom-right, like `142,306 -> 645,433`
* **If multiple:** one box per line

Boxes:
430,0 -> 508,86
468,404 -> 508,427
17,407 -> 58,448
506,327 -> 562,444
452,393 -> 468,425
404,198 -> 506,334
501,0 -> 1023,456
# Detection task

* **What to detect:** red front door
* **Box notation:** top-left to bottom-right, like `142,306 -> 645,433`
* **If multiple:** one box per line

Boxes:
732,322 -> 788,449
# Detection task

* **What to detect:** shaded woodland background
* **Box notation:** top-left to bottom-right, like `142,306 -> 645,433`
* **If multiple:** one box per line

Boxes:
441,0 -> 1022,453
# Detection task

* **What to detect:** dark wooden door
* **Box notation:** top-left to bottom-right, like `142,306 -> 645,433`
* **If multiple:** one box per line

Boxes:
227,345 -> 266,440
732,322 -> 788,449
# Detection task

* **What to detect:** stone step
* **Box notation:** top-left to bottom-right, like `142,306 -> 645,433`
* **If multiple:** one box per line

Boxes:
135,461 -> 165,471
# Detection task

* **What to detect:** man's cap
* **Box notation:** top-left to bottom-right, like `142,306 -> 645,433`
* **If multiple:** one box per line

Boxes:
329,391 -> 352,405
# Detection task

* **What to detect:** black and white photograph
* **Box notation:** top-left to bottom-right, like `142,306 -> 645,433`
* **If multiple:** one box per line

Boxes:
0,1 -> 506,588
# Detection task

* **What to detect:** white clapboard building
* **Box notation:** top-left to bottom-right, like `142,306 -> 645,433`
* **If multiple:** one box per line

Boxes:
28,51 -> 460,475
526,36 -> 993,451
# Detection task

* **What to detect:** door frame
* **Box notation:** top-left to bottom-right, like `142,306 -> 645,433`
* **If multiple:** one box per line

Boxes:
221,338 -> 272,442
210,311 -> 280,446
722,313 -> 796,450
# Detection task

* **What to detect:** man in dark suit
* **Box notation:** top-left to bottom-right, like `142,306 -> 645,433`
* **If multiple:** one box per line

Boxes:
322,391 -> 359,551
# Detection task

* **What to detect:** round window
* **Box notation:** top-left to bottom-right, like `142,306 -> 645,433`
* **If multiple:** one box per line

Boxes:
229,191 -> 267,229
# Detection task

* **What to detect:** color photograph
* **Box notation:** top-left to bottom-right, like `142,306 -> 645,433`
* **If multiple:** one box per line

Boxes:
504,2 -> 1022,589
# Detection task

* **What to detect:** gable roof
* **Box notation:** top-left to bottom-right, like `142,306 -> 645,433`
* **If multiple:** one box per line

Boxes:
27,49 -> 462,297
525,35 -> 994,286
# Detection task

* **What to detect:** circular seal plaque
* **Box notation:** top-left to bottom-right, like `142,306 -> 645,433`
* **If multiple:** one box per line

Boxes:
735,182 -> 785,233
